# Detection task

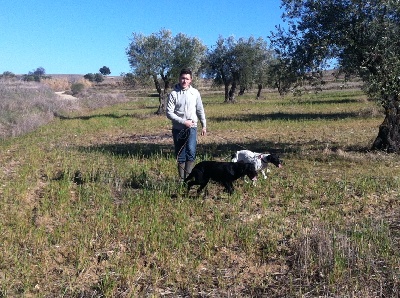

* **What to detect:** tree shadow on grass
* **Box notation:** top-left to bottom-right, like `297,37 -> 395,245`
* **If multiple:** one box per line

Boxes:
297,98 -> 361,105
209,111 -> 360,123
56,113 -> 148,120
72,138 -> 372,195
78,142 -> 175,158
76,139 -> 294,161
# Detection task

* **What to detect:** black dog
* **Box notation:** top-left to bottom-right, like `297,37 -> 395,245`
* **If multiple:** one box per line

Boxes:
184,161 -> 258,195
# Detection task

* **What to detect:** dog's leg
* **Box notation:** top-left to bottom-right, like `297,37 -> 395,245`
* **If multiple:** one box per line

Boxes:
186,181 -> 196,194
197,183 -> 207,194
222,181 -> 234,194
261,169 -> 268,179
196,179 -> 210,195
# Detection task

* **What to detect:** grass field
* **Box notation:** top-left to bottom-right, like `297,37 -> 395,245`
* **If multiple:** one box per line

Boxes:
0,82 -> 399,297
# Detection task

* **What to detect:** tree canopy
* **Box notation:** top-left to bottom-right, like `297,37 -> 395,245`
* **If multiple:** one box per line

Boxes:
270,0 -> 400,152
23,67 -> 48,82
204,36 -> 273,102
99,66 -> 111,76
126,29 -> 206,114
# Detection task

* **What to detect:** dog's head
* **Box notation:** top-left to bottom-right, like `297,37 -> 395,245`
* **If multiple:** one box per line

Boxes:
262,154 -> 283,168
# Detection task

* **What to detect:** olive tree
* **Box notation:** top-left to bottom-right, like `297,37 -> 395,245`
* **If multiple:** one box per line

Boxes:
23,67 -> 47,82
237,37 -> 275,99
205,36 -> 273,102
99,66 -> 111,76
204,36 -> 235,102
126,29 -> 206,114
270,0 -> 400,152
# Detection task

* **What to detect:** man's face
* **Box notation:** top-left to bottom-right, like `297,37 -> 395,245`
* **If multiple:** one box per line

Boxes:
179,73 -> 192,90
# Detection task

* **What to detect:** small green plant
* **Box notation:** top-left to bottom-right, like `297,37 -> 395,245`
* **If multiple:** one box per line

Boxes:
70,82 -> 85,95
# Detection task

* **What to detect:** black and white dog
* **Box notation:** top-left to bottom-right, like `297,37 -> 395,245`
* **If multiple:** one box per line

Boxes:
231,150 -> 282,180
184,161 -> 258,195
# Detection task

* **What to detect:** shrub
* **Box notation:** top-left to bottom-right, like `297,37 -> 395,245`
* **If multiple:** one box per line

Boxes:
1,71 -> 16,79
84,73 -> 95,82
70,83 -> 85,95
0,81 -> 79,139
122,72 -> 137,89
74,78 -> 93,88
84,73 -> 104,83
94,73 -> 104,83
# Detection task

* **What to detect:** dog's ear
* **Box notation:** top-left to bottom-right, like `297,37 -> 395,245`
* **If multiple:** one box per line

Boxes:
268,154 -> 283,167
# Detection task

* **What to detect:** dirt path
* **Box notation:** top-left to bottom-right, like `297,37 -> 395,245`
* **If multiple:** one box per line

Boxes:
55,91 -> 78,100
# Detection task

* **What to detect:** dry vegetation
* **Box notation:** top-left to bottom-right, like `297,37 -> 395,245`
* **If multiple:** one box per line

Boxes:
0,76 -> 128,139
0,75 -> 399,297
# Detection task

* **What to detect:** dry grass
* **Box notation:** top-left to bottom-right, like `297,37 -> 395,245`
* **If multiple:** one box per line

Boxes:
0,82 -> 399,297
41,76 -> 93,92
0,78 -> 126,139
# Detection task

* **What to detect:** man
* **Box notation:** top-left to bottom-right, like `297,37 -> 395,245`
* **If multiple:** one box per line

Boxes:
166,68 -> 207,180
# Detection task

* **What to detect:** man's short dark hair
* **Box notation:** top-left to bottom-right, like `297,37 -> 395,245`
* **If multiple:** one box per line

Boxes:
180,68 -> 192,77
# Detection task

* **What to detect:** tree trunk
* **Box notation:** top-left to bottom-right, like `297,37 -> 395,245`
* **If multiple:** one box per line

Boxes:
256,84 -> 262,99
238,86 -> 246,96
228,81 -> 237,102
371,96 -> 400,153
224,83 -> 230,102
152,75 -> 165,115
155,75 -> 171,115
156,91 -> 168,115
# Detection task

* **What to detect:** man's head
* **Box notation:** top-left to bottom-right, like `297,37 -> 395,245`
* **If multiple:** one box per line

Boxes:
179,68 -> 192,90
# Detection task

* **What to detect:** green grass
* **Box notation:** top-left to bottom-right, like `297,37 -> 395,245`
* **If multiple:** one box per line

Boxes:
0,86 -> 399,297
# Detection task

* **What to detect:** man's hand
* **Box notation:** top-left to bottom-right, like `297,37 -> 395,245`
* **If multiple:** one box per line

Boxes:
184,120 -> 194,128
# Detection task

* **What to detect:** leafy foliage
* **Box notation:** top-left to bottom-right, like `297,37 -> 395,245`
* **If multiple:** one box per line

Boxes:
94,73 -> 104,83
99,66 -> 111,76
1,71 -> 16,79
84,73 -> 104,83
121,72 -> 137,89
71,82 -> 85,95
23,67 -> 49,82
204,36 -> 274,101
84,73 -> 95,82
270,0 -> 400,151
126,29 -> 206,113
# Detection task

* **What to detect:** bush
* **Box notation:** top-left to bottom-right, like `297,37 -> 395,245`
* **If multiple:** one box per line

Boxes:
122,72 -> 137,88
0,81 -> 79,139
84,73 -> 95,82
94,73 -> 104,83
84,73 -> 104,83
1,71 -> 16,79
71,83 -> 85,95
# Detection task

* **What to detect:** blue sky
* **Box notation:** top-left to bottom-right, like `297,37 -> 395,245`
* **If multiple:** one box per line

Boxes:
1,0 -> 285,75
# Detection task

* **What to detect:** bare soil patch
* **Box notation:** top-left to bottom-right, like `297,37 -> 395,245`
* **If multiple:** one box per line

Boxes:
55,91 -> 78,101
